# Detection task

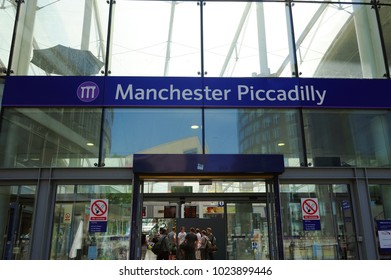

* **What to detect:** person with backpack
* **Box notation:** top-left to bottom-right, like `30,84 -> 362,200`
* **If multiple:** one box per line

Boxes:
154,228 -> 170,260
206,227 -> 217,260
199,230 -> 209,260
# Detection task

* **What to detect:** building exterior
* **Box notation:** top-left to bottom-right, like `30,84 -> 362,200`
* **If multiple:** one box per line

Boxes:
0,0 -> 390,260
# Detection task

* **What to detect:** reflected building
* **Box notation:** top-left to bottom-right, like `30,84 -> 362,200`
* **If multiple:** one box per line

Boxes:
0,108 -> 105,167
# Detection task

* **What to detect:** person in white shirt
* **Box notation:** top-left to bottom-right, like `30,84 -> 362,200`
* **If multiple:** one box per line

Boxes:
177,226 -> 187,260
195,228 -> 202,259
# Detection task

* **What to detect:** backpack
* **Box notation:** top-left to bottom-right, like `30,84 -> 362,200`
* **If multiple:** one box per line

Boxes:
152,236 -> 166,255
207,235 -> 218,252
205,237 -> 212,250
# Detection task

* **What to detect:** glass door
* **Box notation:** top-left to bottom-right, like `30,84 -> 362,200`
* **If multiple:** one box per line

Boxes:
139,179 -> 279,260
226,202 -> 270,260
1,185 -> 36,260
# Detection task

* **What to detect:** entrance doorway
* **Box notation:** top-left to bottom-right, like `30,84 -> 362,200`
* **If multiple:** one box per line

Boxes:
131,153 -> 285,260
139,179 -> 278,260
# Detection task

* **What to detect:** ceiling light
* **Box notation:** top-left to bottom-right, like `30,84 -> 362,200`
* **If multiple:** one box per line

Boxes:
86,142 -> 94,146
191,125 -> 199,129
277,142 -> 285,147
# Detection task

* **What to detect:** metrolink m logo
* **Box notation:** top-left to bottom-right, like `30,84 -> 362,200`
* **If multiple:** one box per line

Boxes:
77,81 -> 100,102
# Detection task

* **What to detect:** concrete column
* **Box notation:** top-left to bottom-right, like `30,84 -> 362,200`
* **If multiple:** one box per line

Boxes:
12,0 -> 38,75
352,4 -> 385,78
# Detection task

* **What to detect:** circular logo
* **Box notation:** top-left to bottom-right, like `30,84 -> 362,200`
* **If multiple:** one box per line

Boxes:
77,81 -> 99,102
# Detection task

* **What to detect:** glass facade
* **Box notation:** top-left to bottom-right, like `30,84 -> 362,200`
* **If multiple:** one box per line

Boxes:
103,108 -> 203,167
111,1 -> 201,76
370,184 -> 391,220
369,184 -> 391,259
0,1 -> 390,78
1,1 -> 390,168
303,109 -> 391,167
0,0 -> 390,261
50,184 -> 132,260
1,107 -> 390,168
280,184 -> 358,260
0,108 -> 102,167
379,5 -> 391,76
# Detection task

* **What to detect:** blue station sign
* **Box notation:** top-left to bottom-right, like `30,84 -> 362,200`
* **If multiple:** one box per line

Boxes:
2,76 -> 391,109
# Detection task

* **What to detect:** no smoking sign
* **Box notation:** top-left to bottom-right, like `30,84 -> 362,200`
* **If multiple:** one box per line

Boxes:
90,199 -> 108,221
301,198 -> 320,220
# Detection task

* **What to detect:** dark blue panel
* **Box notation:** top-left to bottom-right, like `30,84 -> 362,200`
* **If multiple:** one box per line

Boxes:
2,76 -> 104,107
3,76 -> 391,109
133,154 -> 284,175
303,220 -> 321,231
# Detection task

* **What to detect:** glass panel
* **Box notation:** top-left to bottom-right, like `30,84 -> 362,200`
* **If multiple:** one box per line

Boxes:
280,184 -> 358,260
379,5 -> 391,78
143,180 -> 266,194
0,108 -> 102,168
110,1 -> 200,76
103,108 -> 203,167
303,109 -> 391,167
0,185 -> 36,260
50,184 -> 132,260
12,0 -> 108,75
226,202 -> 270,260
0,0 -> 15,75
204,2 -> 291,77
205,108 -> 304,167
369,184 -> 391,259
369,184 -> 391,220
293,3 -> 385,78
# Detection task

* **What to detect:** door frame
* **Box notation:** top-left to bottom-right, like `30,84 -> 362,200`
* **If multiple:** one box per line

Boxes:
130,154 -> 285,260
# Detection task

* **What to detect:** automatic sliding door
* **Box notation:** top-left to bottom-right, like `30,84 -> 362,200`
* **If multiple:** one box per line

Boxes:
141,179 -> 276,260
